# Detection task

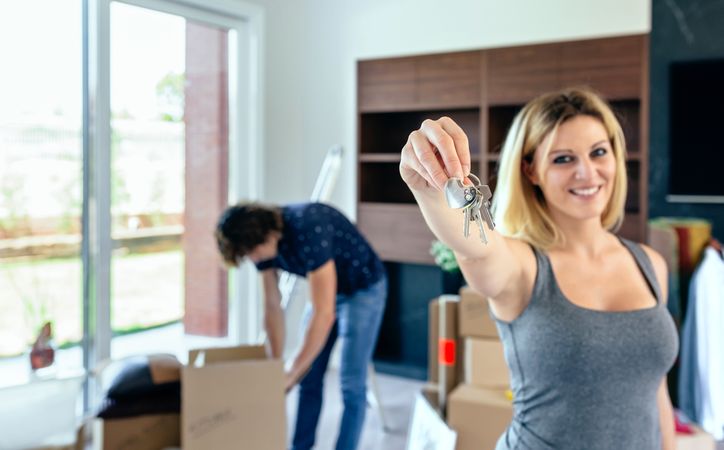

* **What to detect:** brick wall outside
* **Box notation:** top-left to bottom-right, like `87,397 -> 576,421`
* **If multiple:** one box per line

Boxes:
183,22 -> 229,336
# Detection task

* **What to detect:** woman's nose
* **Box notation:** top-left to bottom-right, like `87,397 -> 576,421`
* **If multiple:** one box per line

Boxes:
574,158 -> 595,181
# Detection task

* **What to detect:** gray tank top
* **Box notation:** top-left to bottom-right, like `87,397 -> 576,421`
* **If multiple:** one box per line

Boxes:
494,238 -> 679,450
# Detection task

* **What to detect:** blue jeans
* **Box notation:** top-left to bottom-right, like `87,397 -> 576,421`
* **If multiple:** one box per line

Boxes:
291,276 -> 387,450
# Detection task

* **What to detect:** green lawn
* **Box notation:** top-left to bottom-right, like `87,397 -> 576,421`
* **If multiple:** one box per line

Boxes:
0,250 -> 184,357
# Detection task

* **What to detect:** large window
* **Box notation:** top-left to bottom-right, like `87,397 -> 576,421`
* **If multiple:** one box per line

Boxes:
0,0 -> 263,403
0,0 -> 84,383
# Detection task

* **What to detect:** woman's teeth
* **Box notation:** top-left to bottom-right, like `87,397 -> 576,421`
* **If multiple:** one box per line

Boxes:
571,186 -> 600,196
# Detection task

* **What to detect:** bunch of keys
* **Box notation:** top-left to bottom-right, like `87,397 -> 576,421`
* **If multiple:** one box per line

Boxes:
444,174 -> 496,244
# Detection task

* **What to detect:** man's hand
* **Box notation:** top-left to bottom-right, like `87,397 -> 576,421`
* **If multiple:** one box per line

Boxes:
284,370 -> 297,393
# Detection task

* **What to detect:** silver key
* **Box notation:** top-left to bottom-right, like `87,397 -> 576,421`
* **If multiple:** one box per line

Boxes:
477,185 -> 496,231
463,204 -> 471,237
445,177 -> 476,238
470,185 -> 495,244
472,200 -> 488,244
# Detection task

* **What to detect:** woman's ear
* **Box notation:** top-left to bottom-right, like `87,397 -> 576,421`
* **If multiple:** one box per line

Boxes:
522,157 -> 540,186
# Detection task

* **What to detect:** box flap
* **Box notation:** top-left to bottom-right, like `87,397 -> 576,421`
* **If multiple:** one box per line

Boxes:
188,345 -> 266,367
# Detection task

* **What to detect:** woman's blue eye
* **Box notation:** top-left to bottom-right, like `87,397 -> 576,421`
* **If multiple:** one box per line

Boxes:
591,147 -> 608,157
553,155 -> 573,164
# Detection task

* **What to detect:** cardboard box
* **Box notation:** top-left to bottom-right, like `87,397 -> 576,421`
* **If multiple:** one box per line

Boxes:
428,295 -> 463,412
406,386 -> 457,450
464,338 -> 510,389
93,414 -> 180,450
447,384 -> 513,450
458,286 -> 499,339
429,296 -> 458,384
676,425 -> 716,450
182,345 -> 286,450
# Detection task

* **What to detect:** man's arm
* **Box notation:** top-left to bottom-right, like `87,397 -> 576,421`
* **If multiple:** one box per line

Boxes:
262,269 -> 285,359
285,259 -> 336,390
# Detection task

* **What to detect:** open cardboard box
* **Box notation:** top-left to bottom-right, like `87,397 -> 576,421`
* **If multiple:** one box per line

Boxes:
182,345 -> 286,450
406,384 -> 457,450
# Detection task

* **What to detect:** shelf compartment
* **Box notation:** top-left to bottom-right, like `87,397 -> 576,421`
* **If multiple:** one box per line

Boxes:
359,162 -> 416,204
360,108 -> 480,156
611,99 -> 641,153
488,105 -> 523,155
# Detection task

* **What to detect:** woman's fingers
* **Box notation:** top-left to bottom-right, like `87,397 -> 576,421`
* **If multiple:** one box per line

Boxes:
403,149 -> 435,189
438,116 -> 471,177
410,129 -> 449,190
400,116 -> 472,192
401,132 -> 437,189
420,118 -> 465,182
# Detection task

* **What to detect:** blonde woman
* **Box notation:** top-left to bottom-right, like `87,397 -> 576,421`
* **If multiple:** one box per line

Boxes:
400,88 -> 678,449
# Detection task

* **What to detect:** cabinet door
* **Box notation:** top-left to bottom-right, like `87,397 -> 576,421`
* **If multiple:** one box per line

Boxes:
416,51 -> 481,109
487,43 -> 559,105
359,58 -> 416,112
558,36 -> 643,99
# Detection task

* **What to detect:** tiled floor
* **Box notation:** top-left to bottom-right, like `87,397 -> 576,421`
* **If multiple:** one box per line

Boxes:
286,368 -> 424,450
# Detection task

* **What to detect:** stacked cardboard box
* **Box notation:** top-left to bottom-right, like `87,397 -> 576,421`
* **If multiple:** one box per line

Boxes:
448,286 -> 513,450
428,295 -> 464,411
676,425 -> 716,450
418,287 -> 514,450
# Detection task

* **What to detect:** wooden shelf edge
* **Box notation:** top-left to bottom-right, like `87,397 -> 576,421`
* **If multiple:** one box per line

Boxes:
360,104 -> 482,114
359,154 -> 402,163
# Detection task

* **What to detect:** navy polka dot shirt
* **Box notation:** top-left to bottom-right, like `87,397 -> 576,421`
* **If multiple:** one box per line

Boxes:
255,202 -> 385,295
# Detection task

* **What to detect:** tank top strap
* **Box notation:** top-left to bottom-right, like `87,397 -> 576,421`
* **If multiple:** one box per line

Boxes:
617,237 -> 663,304
528,243 -> 560,301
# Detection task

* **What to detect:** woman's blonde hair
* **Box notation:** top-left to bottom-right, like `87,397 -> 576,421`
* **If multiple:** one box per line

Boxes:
491,87 -> 628,250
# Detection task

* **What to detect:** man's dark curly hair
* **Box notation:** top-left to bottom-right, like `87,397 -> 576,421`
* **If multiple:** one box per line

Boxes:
214,202 -> 283,267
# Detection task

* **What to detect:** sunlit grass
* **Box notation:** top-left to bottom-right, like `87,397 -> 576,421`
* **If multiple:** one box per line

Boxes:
0,250 -> 184,357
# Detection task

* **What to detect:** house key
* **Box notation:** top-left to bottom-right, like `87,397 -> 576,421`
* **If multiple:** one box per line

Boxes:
471,184 -> 495,244
444,174 -> 495,244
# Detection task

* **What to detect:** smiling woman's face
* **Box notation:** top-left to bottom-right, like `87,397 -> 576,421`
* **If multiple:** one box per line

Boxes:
526,115 -> 617,225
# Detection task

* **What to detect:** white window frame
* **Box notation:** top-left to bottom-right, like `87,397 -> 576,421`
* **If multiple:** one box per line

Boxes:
83,0 -> 264,405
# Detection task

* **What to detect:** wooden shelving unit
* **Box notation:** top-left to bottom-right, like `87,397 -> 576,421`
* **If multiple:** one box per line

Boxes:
357,35 -> 650,264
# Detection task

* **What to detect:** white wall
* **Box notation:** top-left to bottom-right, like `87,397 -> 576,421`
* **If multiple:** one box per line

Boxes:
246,0 -> 650,218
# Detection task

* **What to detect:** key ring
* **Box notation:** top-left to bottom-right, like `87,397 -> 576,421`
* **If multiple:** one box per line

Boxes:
462,174 -> 482,205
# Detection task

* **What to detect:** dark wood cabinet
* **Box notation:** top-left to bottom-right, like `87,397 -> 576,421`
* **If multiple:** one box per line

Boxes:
358,34 -> 649,264
415,51 -> 482,109
557,35 -> 645,99
487,43 -> 560,105
358,58 -> 416,112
